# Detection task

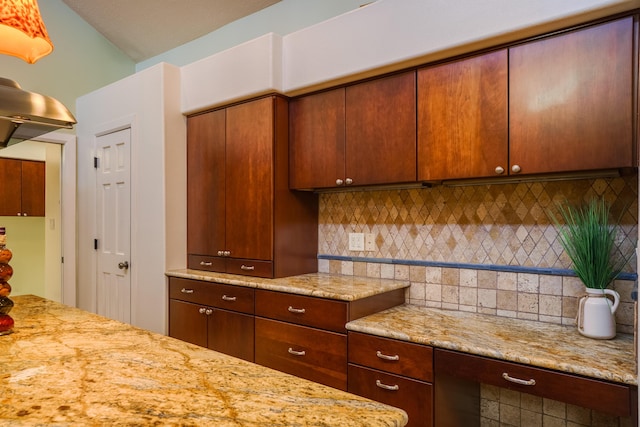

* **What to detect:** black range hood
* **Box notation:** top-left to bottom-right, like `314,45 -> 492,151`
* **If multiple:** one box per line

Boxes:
0,77 -> 76,148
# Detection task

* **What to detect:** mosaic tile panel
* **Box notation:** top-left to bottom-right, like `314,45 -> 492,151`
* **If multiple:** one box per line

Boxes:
319,175 -> 638,272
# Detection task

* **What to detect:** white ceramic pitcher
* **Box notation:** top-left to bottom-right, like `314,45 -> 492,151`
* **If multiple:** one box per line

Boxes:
577,288 -> 620,339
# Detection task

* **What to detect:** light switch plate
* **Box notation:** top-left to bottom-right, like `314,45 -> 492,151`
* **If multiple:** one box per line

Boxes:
348,233 -> 365,251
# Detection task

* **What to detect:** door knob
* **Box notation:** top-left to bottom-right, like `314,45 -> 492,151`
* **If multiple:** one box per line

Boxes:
118,261 -> 129,270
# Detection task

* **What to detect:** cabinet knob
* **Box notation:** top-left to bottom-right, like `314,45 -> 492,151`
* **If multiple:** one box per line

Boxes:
217,250 -> 224,256
22,213 -> 27,216
495,166 -> 505,175
223,251 -> 231,257
345,178 -> 353,185
511,164 -> 521,174
198,307 -> 207,314
336,179 -> 344,186
205,308 -> 213,315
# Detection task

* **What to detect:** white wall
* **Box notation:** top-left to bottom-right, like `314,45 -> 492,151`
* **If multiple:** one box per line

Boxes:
76,63 -> 185,334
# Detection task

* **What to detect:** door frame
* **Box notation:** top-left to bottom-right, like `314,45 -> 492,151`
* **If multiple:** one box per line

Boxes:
32,130 -> 77,307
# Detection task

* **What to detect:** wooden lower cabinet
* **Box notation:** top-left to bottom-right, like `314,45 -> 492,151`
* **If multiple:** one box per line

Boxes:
434,348 -> 638,426
255,317 -> 347,390
168,277 -> 255,362
348,332 -> 434,427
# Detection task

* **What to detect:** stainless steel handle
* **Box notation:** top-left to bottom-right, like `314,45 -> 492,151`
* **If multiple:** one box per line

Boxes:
181,288 -> 194,294
345,178 -> 353,185
221,295 -> 236,302
200,261 -> 212,266
375,380 -> 399,391
288,347 -> 306,356
336,178 -> 344,186
118,261 -> 129,270
495,166 -> 505,175
287,306 -> 306,314
199,307 -> 207,314
511,164 -> 521,174
376,351 -> 400,361
205,308 -> 213,315
502,372 -> 536,386
240,265 -> 255,271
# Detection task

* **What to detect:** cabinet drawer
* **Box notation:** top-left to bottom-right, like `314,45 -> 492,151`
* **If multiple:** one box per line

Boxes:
169,278 -> 254,314
348,364 -> 432,427
226,258 -> 273,278
349,332 -> 433,382
435,348 -> 634,417
255,317 -> 347,390
188,254 -> 225,272
255,289 -> 348,333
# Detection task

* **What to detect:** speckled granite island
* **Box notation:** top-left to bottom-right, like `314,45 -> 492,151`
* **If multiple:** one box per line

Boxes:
0,295 -> 408,426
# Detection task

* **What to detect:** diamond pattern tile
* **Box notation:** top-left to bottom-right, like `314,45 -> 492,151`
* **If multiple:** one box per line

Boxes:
319,175 -> 638,272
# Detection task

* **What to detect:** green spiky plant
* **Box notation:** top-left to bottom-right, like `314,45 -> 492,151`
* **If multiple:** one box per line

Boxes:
554,198 -> 626,290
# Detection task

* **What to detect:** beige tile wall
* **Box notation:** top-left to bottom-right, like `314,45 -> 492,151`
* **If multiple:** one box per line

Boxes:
318,175 -> 638,331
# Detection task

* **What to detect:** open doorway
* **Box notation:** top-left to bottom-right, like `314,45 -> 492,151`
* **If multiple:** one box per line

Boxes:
0,131 -> 76,306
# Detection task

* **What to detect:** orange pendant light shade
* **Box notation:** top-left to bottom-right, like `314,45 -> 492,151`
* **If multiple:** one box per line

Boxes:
0,0 -> 53,64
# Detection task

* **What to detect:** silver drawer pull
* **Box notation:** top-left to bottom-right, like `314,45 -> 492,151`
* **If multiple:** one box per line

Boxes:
288,347 -> 306,356
240,265 -> 255,271
199,261 -> 213,266
376,351 -> 400,361
287,306 -> 306,314
181,288 -> 195,294
375,380 -> 399,391
221,295 -> 236,302
502,372 -> 536,386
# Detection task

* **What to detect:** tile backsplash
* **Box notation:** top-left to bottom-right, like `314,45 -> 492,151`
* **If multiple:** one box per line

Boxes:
318,175 -> 638,332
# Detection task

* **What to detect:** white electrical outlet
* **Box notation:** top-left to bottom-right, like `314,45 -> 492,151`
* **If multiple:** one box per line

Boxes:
348,233 -> 365,251
365,233 -> 376,251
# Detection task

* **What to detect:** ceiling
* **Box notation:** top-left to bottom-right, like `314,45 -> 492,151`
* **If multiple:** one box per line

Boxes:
61,0 -> 281,62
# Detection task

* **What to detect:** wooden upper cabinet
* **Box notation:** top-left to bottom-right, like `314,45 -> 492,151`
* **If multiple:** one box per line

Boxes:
417,50 -> 508,181
187,109 -> 226,258
509,16 -> 635,175
20,160 -> 45,217
187,96 -> 318,278
225,97 -> 274,261
346,71 -> 417,186
289,88 -> 345,190
289,71 -> 416,189
0,158 -> 45,217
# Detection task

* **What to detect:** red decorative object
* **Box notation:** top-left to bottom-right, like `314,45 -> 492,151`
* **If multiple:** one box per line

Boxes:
0,227 -> 14,335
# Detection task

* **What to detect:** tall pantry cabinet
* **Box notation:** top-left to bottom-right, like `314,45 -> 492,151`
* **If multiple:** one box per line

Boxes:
186,95 -> 318,279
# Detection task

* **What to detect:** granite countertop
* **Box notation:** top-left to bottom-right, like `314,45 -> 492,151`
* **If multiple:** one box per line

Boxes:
166,270 -> 410,301
346,304 -> 637,386
0,295 -> 407,426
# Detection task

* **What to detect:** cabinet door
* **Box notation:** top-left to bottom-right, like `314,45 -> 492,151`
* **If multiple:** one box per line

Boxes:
225,97 -> 273,261
509,17 -> 634,174
346,71 -> 417,186
168,299 -> 208,348
209,309 -> 255,362
20,160 -> 45,216
187,110 -> 226,258
289,88 -> 346,189
0,158 -> 23,216
418,50 -> 508,181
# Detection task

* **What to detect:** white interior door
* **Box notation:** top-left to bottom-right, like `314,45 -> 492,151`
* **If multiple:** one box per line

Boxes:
95,128 -> 131,323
